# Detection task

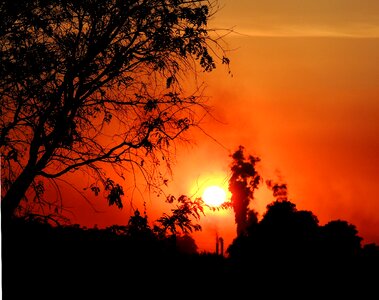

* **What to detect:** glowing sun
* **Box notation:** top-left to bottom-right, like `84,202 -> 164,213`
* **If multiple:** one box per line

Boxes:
202,185 -> 227,207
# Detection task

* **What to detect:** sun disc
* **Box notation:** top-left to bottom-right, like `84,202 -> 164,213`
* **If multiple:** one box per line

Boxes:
202,185 -> 227,207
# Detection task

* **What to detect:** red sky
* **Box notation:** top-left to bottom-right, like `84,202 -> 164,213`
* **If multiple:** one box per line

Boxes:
188,0 -> 379,252
60,0 -> 379,253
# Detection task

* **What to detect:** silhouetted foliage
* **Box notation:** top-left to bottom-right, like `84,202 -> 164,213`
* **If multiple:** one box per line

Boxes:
266,179 -> 288,201
226,197 -> 379,294
0,0 -> 229,221
126,208 -> 154,241
228,200 -> 317,271
2,207 -> 216,298
154,194 -> 205,236
224,147 -> 379,295
320,219 -> 362,258
3,196 -> 379,298
228,145 -> 261,236
176,234 -> 198,254
105,178 -> 124,209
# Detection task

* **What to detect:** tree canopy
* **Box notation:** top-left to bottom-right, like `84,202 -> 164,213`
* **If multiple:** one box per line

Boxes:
0,0 -> 228,221
228,145 -> 261,236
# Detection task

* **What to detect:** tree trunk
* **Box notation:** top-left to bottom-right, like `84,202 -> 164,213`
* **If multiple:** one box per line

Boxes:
1,165 -> 36,225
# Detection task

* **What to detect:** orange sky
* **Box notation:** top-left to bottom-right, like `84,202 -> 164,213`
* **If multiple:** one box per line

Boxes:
60,0 -> 379,253
171,0 -> 379,252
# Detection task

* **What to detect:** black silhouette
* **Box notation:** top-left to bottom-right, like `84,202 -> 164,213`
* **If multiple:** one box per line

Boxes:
0,0 -> 229,223
2,198 -> 222,298
225,147 -> 379,296
229,145 -> 261,235
3,144 -> 379,297
1,1 -> 379,297
3,195 -> 378,298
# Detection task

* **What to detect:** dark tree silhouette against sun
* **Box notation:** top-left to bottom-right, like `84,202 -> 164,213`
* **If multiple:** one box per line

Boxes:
228,145 -> 261,236
0,0 -> 229,223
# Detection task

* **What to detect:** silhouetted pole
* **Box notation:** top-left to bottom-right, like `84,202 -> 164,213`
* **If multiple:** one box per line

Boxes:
215,235 -> 224,256
215,234 -> 219,255
219,237 -> 224,257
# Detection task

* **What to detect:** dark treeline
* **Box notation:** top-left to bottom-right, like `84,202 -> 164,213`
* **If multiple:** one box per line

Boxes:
2,208 -> 226,298
227,200 -> 379,293
3,145 -> 379,298
3,199 -> 379,298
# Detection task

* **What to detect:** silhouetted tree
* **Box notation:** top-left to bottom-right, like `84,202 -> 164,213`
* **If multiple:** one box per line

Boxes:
176,234 -> 198,254
227,199 -> 320,275
0,0 -> 229,222
259,200 -> 319,260
266,179 -> 288,201
320,219 -> 362,258
4,205 -> 379,297
154,194 -> 205,236
228,145 -> 261,236
126,208 -> 153,239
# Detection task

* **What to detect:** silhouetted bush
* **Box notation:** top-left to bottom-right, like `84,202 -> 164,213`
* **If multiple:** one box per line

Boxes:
3,200 -> 379,298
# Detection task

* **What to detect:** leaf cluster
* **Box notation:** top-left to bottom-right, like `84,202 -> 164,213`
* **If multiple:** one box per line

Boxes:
154,194 -> 205,235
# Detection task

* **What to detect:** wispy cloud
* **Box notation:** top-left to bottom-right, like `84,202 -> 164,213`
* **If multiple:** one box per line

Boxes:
213,0 -> 379,38
224,24 -> 379,38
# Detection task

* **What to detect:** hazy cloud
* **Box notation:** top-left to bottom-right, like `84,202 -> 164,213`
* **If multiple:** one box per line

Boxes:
215,0 -> 379,38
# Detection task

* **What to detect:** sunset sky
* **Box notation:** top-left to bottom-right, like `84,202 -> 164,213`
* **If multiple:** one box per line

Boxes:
64,0 -> 379,253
